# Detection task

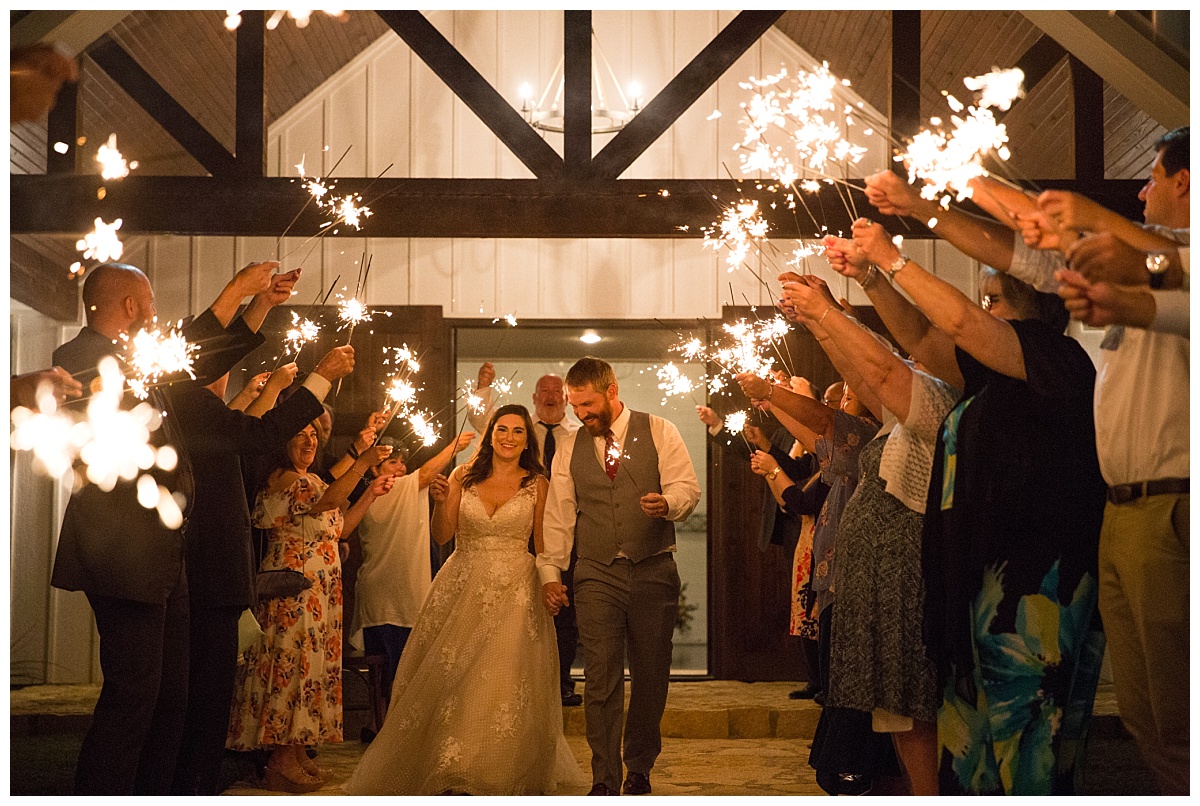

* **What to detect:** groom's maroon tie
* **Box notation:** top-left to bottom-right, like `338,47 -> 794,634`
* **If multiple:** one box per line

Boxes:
603,430 -> 619,481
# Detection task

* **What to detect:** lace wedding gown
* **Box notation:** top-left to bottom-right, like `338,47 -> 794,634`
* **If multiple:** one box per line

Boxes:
342,482 -> 586,795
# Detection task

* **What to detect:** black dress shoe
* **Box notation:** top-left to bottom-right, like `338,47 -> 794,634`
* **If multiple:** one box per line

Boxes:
588,783 -> 619,796
622,772 -> 652,795
789,685 -> 821,700
562,692 -> 583,707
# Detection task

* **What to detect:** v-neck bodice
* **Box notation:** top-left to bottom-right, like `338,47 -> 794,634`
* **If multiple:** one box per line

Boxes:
457,483 -> 535,553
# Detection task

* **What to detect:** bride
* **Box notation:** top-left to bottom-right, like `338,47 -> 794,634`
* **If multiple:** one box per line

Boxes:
342,404 -> 586,795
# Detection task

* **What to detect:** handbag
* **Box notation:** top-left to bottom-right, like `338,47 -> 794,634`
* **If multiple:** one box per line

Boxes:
255,569 -> 312,600
237,608 -> 264,656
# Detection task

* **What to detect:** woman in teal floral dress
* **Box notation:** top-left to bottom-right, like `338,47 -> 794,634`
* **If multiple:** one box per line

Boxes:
227,422 -> 394,792
852,220 -> 1106,795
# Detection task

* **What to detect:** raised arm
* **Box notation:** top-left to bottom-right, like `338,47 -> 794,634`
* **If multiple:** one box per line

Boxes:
822,238 -> 960,385
735,373 -> 837,441
311,443 -> 392,514
342,472 -> 396,535
417,431 -> 477,489
853,219 -> 1026,382
245,364 -> 299,417
865,171 -> 1021,270
780,276 -> 922,421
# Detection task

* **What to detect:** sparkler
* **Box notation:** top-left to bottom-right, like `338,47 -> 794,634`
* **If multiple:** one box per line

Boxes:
11,356 -> 184,527
76,217 -> 124,264
896,68 -> 1024,210
122,322 -> 199,400
655,362 -> 699,406
723,409 -> 754,452
283,310 -> 321,359
95,133 -> 136,180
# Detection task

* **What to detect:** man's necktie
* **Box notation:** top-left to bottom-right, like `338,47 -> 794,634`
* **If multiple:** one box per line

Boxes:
540,422 -> 556,476
603,430 -> 619,481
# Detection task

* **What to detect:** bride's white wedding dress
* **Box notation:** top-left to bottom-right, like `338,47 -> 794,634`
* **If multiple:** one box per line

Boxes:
342,482 -> 586,795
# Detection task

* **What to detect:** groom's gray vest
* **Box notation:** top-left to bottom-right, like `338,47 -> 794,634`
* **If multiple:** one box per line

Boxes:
570,409 -> 674,564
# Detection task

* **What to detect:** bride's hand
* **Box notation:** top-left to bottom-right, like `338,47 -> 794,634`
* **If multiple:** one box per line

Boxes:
429,474 -> 449,502
542,581 -> 569,616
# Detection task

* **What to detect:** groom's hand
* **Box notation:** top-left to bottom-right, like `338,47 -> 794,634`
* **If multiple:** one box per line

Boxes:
542,582 -> 569,616
640,493 -> 670,519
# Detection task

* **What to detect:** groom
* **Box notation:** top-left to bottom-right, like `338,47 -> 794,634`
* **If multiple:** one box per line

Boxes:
539,357 -> 701,796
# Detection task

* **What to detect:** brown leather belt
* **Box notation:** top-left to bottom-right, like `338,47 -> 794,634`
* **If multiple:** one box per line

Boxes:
1107,477 -> 1189,505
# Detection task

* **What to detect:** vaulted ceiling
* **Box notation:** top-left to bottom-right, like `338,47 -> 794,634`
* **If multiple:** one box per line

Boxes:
9,10 -> 1187,321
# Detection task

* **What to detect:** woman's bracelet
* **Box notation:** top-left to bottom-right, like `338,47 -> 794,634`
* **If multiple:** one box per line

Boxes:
347,444 -> 361,459
818,305 -> 835,327
766,384 -> 775,401
858,263 -> 881,290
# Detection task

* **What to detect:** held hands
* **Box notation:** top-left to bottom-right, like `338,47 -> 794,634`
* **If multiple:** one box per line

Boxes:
228,371 -> 270,409
366,472 -> 396,498
542,581 -> 570,616
1037,190 -> 1105,237
780,276 -> 834,322
266,363 -> 299,392
454,431 -> 477,452
354,443 -> 393,471
640,492 -> 670,519
1013,211 -> 1064,252
749,450 -> 779,477
1054,268 -> 1156,329
353,409 -> 389,453
313,345 -> 355,382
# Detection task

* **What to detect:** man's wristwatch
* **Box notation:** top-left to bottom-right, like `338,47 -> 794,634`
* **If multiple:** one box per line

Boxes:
1147,252 -> 1170,289
885,253 -> 910,280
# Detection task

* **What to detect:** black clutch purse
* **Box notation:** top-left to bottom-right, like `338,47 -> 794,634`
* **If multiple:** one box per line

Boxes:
255,569 -> 312,600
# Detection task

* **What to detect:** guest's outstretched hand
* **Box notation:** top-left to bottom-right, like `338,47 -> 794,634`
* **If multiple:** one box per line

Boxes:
313,345 -> 355,382
429,474 -> 450,502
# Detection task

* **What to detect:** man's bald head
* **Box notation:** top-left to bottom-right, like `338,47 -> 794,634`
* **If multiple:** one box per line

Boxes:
81,262 -> 156,337
532,373 -> 567,424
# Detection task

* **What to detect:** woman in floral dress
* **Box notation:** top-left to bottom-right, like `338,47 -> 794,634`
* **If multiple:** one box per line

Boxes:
227,423 -> 394,793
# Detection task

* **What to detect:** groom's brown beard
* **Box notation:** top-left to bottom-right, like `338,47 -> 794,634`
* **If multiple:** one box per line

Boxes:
582,401 -> 614,437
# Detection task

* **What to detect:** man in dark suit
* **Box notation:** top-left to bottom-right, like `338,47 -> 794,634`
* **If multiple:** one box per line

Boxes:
51,260 -> 284,795
166,271 -> 358,794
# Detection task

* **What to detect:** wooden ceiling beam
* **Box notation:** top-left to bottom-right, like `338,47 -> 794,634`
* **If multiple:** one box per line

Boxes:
11,174 -> 1146,239
46,78 -> 78,174
1069,56 -> 1105,181
235,10 -> 266,177
376,10 -> 564,180
889,11 -> 922,147
591,11 -> 784,181
563,11 -> 592,179
87,35 -> 237,177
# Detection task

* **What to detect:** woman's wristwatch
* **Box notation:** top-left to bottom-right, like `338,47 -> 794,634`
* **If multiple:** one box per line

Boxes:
885,253 -> 911,280
766,466 -> 782,481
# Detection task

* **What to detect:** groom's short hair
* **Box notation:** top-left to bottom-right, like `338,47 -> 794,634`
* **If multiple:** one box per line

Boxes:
566,356 -> 616,393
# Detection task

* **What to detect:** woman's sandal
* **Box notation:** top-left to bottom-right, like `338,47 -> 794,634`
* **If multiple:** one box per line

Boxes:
263,765 -> 323,794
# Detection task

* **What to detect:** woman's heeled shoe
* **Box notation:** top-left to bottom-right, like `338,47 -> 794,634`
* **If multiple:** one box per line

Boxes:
263,765 -> 323,794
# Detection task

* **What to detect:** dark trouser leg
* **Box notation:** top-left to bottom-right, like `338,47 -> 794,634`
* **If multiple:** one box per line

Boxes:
555,550 -> 580,696
802,637 -> 822,694
76,573 -> 189,795
622,554 -> 680,776
364,624 -> 412,700
574,558 -> 630,792
171,604 -> 241,795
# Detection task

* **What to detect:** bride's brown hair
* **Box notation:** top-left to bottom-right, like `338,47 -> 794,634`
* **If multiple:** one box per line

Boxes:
461,403 -> 544,489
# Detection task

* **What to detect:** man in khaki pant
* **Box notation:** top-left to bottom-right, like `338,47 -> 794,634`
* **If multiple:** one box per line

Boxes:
539,357 -> 700,796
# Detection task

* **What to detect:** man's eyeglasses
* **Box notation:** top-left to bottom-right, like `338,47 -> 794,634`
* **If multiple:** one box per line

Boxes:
981,294 -> 1000,312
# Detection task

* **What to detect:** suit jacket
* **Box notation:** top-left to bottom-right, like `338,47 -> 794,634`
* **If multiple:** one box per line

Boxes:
50,311 -> 227,603
166,381 -> 323,609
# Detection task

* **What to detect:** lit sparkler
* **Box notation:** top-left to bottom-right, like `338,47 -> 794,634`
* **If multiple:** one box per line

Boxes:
76,217 -> 124,264
703,199 -> 769,273
95,133 -> 136,180
123,322 -> 199,400
283,311 -> 321,358
897,68 -> 1023,209
724,410 -> 748,435
655,362 -> 698,406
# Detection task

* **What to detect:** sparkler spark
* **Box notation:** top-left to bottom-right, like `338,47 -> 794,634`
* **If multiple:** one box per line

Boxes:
491,313 -> 519,327
703,199 -> 770,272
724,410 -> 749,435
123,323 -> 199,399
283,311 -> 321,356
76,217 -> 124,264
655,362 -> 696,405
95,133 -> 136,180
898,68 -> 1023,208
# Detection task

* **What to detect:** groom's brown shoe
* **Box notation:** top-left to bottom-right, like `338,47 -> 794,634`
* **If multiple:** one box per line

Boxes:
622,772 -> 652,795
588,783 -> 619,796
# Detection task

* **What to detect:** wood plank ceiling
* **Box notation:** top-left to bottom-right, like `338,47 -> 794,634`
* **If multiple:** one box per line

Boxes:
9,8 -> 1170,299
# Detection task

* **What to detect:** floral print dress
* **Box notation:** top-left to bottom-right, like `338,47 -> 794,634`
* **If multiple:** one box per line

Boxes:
227,474 -> 345,750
